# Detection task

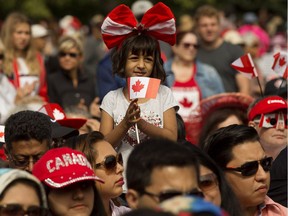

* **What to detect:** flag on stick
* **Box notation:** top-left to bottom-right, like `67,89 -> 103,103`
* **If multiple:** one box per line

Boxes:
272,51 -> 287,78
128,77 -> 161,99
231,53 -> 258,79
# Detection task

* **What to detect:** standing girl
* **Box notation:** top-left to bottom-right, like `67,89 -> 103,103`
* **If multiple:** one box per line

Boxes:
1,12 -> 48,101
100,2 -> 178,177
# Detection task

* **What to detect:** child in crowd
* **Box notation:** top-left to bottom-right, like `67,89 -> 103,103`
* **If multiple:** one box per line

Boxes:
99,2 -> 178,182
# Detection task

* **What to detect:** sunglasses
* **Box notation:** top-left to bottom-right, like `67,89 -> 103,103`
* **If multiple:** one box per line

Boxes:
59,51 -> 79,58
254,113 -> 288,129
0,204 -> 48,216
142,189 -> 204,203
95,154 -> 123,171
8,154 -> 43,168
0,54 -> 4,60
181,42 -> 199,49
199,173 -> 218,192
225,157 -> 273,177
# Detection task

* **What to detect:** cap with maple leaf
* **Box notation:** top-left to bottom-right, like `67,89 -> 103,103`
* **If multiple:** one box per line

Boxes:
38,103 -> 87,130
248,95 -> 287,121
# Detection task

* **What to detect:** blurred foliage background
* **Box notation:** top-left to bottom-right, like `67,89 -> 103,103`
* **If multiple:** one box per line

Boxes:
0,0 -> 286,27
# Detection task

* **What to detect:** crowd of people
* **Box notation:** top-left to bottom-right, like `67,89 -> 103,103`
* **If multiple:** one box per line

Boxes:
0,0 -> 287,216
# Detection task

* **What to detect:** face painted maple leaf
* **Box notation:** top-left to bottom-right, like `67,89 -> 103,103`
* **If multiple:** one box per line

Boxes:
132,80 -> 144,93
279,57 -> 286,67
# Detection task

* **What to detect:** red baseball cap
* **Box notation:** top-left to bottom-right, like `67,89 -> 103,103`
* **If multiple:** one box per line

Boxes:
38,103 -> 87,129
32,147 -> 103,188
248,96 -> 288,121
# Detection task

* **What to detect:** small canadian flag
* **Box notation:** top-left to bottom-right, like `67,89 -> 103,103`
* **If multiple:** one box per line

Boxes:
272,51 -> 287,78
0,125 -> 5,143
128,77 -> 161,99
231,53 -> 258,79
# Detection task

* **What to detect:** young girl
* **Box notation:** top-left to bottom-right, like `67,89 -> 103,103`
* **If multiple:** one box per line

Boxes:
99,2 -> 178,179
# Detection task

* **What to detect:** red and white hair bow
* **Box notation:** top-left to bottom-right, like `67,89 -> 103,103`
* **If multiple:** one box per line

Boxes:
101,2 -> 176,49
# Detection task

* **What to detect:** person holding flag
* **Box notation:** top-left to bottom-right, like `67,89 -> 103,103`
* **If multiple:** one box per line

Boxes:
99,2 -> 178,191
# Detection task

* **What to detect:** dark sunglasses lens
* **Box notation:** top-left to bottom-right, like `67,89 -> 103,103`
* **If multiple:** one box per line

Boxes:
1,204 -> 23,215
270,118 -> 277,126
27,206 -> 44,216
189,190 -> 204,198
104,155 -> 117,170
241,161 -> 258,176
159,192 -> 181,202
261,157 -> 273,171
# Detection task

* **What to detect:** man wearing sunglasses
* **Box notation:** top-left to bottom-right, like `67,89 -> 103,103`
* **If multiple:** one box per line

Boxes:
125,138 -> 202,209
203,124 -> 287,215
4,110 -> 52,173
248,95 -> 287,207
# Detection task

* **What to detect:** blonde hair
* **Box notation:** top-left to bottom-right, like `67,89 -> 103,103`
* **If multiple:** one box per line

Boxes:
58,35 -> 83,55
1,12 -> 40,76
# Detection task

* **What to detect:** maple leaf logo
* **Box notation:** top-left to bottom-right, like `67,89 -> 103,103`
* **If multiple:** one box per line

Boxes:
53,108 -> 65,120
265,117 -> 271,123
0,132 -> 4,138
279,57 -> 286,67
132,80 -> 144,93
180,97 -> 193,108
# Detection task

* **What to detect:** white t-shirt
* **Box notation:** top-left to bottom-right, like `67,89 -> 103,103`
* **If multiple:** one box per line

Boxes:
110,200 -> 130,216
100,85 -> 178,191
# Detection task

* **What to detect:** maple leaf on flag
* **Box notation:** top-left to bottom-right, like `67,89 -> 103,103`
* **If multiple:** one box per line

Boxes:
132,80 -> 144,93
279,57 -> 286,66
272,51 -> 287,78
0,132 -> 4,138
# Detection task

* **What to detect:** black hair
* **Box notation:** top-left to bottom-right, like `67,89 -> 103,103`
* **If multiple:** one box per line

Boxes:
176,113 -> 186,143
202,124 -> 260,169
182,141 -> 243,216
126,138 -> 199,193
4,110 -> 52,151
199,108 -> 248,147
111,34 -> 166,82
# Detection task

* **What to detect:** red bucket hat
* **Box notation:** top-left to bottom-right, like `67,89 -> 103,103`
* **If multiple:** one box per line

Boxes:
38,103 -> 87,129
32,147 -> 103,188
248,96 -> 288,121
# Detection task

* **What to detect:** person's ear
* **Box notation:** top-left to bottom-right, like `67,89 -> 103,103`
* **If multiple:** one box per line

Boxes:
248,120 -> 256,128
126,189 -> 140,209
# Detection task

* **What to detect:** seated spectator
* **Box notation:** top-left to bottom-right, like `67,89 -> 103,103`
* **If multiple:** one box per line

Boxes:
47,35 -> 97,109
126,138 -> 201,209
0,168 -> 48,216
203,124 -> 287,215
32,147 -> 105,216
4,110 -> 52,172
65,131 -> 130,215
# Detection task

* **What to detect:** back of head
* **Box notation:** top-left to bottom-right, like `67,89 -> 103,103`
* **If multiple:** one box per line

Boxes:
4,110 -> 52,151
203,124 -> 259,168
126,138 -> 198,192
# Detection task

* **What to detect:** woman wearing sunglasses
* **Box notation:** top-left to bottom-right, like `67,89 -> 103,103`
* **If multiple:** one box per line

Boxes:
164,30 -> 224,143
65,131 -> 131,216
203,124 -> 287,216
183,142 -> 242,216
0,168 -> 48,216
47,35 -> 97,110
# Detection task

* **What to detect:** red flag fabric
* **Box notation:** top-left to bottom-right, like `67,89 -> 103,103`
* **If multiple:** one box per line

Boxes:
272,51 -> 287,78
231,53 -> 258,79
128,77 -> 160,99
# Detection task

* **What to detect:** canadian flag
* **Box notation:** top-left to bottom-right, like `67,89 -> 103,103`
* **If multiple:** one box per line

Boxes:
259,113 -> 287,129
231,53 -> 258,79
0,125 -> 4,143
128,77 -> 161,99
272,51 -> 287,78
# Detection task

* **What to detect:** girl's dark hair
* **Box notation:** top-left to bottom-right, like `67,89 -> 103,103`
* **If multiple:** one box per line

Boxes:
182,142 -> 243,216
111,34 -> 166,82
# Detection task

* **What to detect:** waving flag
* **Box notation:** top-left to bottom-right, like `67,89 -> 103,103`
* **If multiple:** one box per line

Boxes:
272,51 -> 288,78
231,53 -> 258,79
128,77 -> 160,99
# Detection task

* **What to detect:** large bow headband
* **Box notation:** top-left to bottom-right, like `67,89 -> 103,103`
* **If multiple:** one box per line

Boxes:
101,2 -> 176,49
